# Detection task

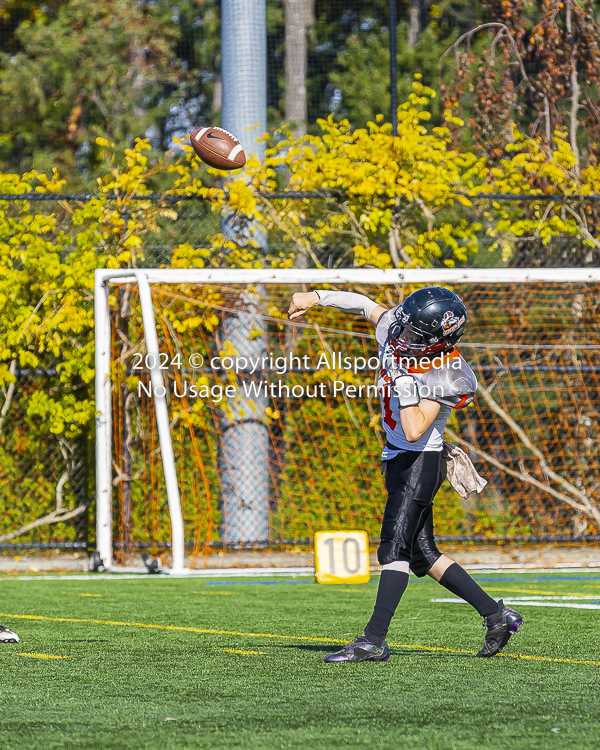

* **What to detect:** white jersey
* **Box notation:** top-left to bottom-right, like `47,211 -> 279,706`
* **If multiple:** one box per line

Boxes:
375,309 -> 477,458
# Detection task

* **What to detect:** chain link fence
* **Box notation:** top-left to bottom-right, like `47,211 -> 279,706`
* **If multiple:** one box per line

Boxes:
0,195 -> 219,269
0,370 -> 90,550
2,194 -> 600,560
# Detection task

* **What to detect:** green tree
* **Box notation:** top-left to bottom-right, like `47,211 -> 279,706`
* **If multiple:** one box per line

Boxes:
329,22 -> 460,127
312,0 -> 481,129
168,0 -> 222,125
0,0 -> 183,176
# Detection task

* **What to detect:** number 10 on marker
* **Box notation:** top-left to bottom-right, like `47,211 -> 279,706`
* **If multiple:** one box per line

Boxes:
314,531 -> 370,584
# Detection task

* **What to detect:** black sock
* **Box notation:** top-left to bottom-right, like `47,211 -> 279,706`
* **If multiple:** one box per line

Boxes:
363,569 -> 409,647
439,563 -> 498,617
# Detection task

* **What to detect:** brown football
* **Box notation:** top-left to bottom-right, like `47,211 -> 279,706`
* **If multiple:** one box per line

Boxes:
190,126 -> 246,170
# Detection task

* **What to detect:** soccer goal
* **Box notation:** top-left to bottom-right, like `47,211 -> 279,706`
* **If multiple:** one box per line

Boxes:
94,268 -> 600,573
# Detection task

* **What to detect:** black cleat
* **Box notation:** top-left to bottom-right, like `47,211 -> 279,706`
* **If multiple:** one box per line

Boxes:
89,551 -> 107,573
142,553 -> 162,574
0,625 -> 19,644
476,600 -> 523,658
323,635 -> 390,663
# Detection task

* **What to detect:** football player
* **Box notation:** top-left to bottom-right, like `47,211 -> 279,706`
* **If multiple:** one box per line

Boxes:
288,286 -> 523,662
0,624 -> 19,644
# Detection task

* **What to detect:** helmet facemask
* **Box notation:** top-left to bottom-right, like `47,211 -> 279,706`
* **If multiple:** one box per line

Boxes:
387,320 -> 451,359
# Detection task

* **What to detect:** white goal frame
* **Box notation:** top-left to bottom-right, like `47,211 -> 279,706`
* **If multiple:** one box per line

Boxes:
94,267 -> 600,573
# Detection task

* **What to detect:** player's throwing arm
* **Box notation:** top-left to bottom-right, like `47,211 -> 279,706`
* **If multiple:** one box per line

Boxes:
287,291 -> 441,442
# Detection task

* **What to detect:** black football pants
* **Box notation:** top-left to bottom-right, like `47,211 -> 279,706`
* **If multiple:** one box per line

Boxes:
377,450 -> 446,577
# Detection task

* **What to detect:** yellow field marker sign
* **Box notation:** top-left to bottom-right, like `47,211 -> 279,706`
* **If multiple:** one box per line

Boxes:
18,653 -> 67,660
314,530 -> 370,584
2,613 -> 600,668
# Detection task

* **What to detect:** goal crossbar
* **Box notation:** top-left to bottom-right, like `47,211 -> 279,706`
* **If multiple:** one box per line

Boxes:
96,268 -> 600,286
94,267 -> 600,572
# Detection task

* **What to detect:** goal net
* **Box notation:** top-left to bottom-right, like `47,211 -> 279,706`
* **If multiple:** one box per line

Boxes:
95,269 -> 600,570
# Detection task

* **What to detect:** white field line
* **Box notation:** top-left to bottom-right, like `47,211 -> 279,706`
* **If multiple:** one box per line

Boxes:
3,564 -> 600,583
461,563 -> 600,571
432,596 -> 600,610
0,568 -> 316,582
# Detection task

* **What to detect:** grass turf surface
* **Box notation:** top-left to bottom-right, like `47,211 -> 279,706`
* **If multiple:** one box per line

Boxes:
1,572 -> 600,749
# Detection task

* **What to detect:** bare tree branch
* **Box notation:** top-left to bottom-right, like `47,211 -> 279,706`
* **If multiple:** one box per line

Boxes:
475,380 -> 600,525
0,360 -> 17,439
444,427 -> 591,516
566,0 -> 581,177
336,201 -> 371,248
563,205 -> 600,248
0,435 -> 90,543
477,380 -> 588,501
413,195 -> 435,235
389,224 -> 412,268
0,504 -> 87,543
543,92 -> 552,147
439,23 -> 552,150
257,196 -> 323,268
92,91 -> 110,121
388,229 -> 402,268
55,470 -> 69,513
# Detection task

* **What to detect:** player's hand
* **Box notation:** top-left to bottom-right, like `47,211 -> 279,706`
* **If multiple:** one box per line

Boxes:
288,291 -> 320,320
381,342 -> 407,379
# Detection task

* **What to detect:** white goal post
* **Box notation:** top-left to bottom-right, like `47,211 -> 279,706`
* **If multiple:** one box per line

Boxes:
94,267 -> 600,573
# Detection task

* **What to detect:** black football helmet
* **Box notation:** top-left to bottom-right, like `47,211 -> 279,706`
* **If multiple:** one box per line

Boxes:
388,287 -> 467,356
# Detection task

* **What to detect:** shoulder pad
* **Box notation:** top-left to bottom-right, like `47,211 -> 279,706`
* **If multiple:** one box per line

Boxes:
375,309 -> 397,346
418,356 -> 477,409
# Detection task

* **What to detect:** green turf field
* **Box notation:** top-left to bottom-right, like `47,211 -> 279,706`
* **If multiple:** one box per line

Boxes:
1,571 -> 600,750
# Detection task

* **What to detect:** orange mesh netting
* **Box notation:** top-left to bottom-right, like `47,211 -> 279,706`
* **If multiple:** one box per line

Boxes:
110,282 -> 600,561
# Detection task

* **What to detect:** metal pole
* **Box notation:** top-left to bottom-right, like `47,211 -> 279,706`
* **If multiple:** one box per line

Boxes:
221,0 -> 267,161
389,0 -> 398,136
119,292 -> 132,559
136,272 -> 186,574
94,270 -> 113,567
220,0 -> 270,544
118,205 -> 132,560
